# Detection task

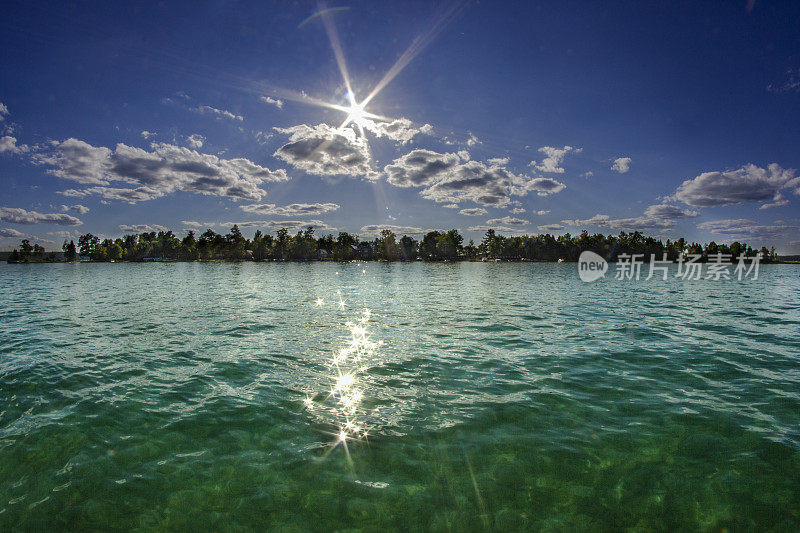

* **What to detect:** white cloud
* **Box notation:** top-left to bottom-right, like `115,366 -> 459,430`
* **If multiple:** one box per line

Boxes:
180,221 -> 223,230
0,102 -> 8,120
61,204 -> 90,215
239,202 -> 340,216
260,96 -> 284,109
467,225 -> 526,234
759,192 -> 789,210
459,207 -> 488,216
274,123 -> 375,179
384,150 -> 460,188
698,219 -> 800,241
254,131 -> 273,145
1,228 -> 52,243
192,105 -> 243,121
226,219 -> 337,233
486,216 -> 529,226
537,223 -> 566,232
359,224 -> 431,237
48,230 -> 80,239
443,203 -> 459,209
534,210 -> 550,215
533,146 -> 581,174
273,118 -> 430,180
561,214 -> 612,227
34,138 -> 112,185
561,204 -> 697,231
527,177 -> 567,196
0,136 -> 29,154
186,134 -> 205,149
600,217 -> 675,232
509,207 -> 526,214
561,204 -> 695,233
119,224 -> 169,233
674,163 -> 798,208
643,204 -> 698,219
488,157 -> 510,166
611,157 -> 631,173
36,138 -> 289,202
57,189 -> 88,197
163,93 -> 244,122
581,171 -> 594,178
0,207 -> 82,226
418,160 -> 530,205
79,186 -> 165,203
141,131 -> 156,140
364,118 -> 432,143
767,67 -> 800,93
466,132 -> 481,146
0,228 -> 27,238
384,149 -> 566,207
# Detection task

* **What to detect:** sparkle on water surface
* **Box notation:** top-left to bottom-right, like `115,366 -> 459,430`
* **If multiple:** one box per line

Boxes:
303,306 -> 382,454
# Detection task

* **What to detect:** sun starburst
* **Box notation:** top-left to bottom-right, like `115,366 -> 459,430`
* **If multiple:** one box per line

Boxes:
274,2 -> 464,141
331,90 -> 385,137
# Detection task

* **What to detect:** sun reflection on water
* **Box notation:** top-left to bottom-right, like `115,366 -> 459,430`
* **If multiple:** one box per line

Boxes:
304,304 -> 382,455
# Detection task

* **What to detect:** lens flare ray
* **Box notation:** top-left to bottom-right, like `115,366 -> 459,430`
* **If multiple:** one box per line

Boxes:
319,3 -> 354,98
295,0 -> 465,139
362,1 -> 467,107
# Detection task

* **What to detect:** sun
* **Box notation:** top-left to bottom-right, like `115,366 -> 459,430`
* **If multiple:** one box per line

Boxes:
337,90 -> 382,135
344,102 -> 369,129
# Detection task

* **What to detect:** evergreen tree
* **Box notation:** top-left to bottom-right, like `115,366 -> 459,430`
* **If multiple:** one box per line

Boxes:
63,240 -> 77,261
19,239 -> 33,262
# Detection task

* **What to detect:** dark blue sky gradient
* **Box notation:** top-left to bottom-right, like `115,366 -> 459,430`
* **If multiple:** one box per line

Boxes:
1,1 -> 798,250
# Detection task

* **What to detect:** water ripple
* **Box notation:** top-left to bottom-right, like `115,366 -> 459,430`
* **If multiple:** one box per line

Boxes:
0,262 -> 798,529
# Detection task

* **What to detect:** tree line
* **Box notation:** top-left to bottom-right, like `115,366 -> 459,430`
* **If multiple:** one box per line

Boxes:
6,225 -> 779,263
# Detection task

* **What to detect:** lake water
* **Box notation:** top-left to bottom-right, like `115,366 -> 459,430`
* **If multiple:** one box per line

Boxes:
1,262 -> 799,530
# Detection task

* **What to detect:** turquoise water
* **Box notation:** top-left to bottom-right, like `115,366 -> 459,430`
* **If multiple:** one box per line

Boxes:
1,262 -> 799,531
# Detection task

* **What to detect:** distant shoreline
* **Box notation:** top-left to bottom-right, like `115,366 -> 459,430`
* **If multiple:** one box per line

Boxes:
3,226 -> 788,264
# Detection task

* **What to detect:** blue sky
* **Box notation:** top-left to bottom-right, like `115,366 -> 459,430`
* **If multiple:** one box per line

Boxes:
1,0 -> 799,251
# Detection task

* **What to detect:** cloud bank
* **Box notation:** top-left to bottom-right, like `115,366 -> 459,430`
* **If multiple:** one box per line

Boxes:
36,138 -> 289,202
0,207 -> 82,226
274,124 -> 375,179
674,163 -> 798,208
240,202 -> 340,216
698,219 -> 800,241
384,149 -> 565,207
